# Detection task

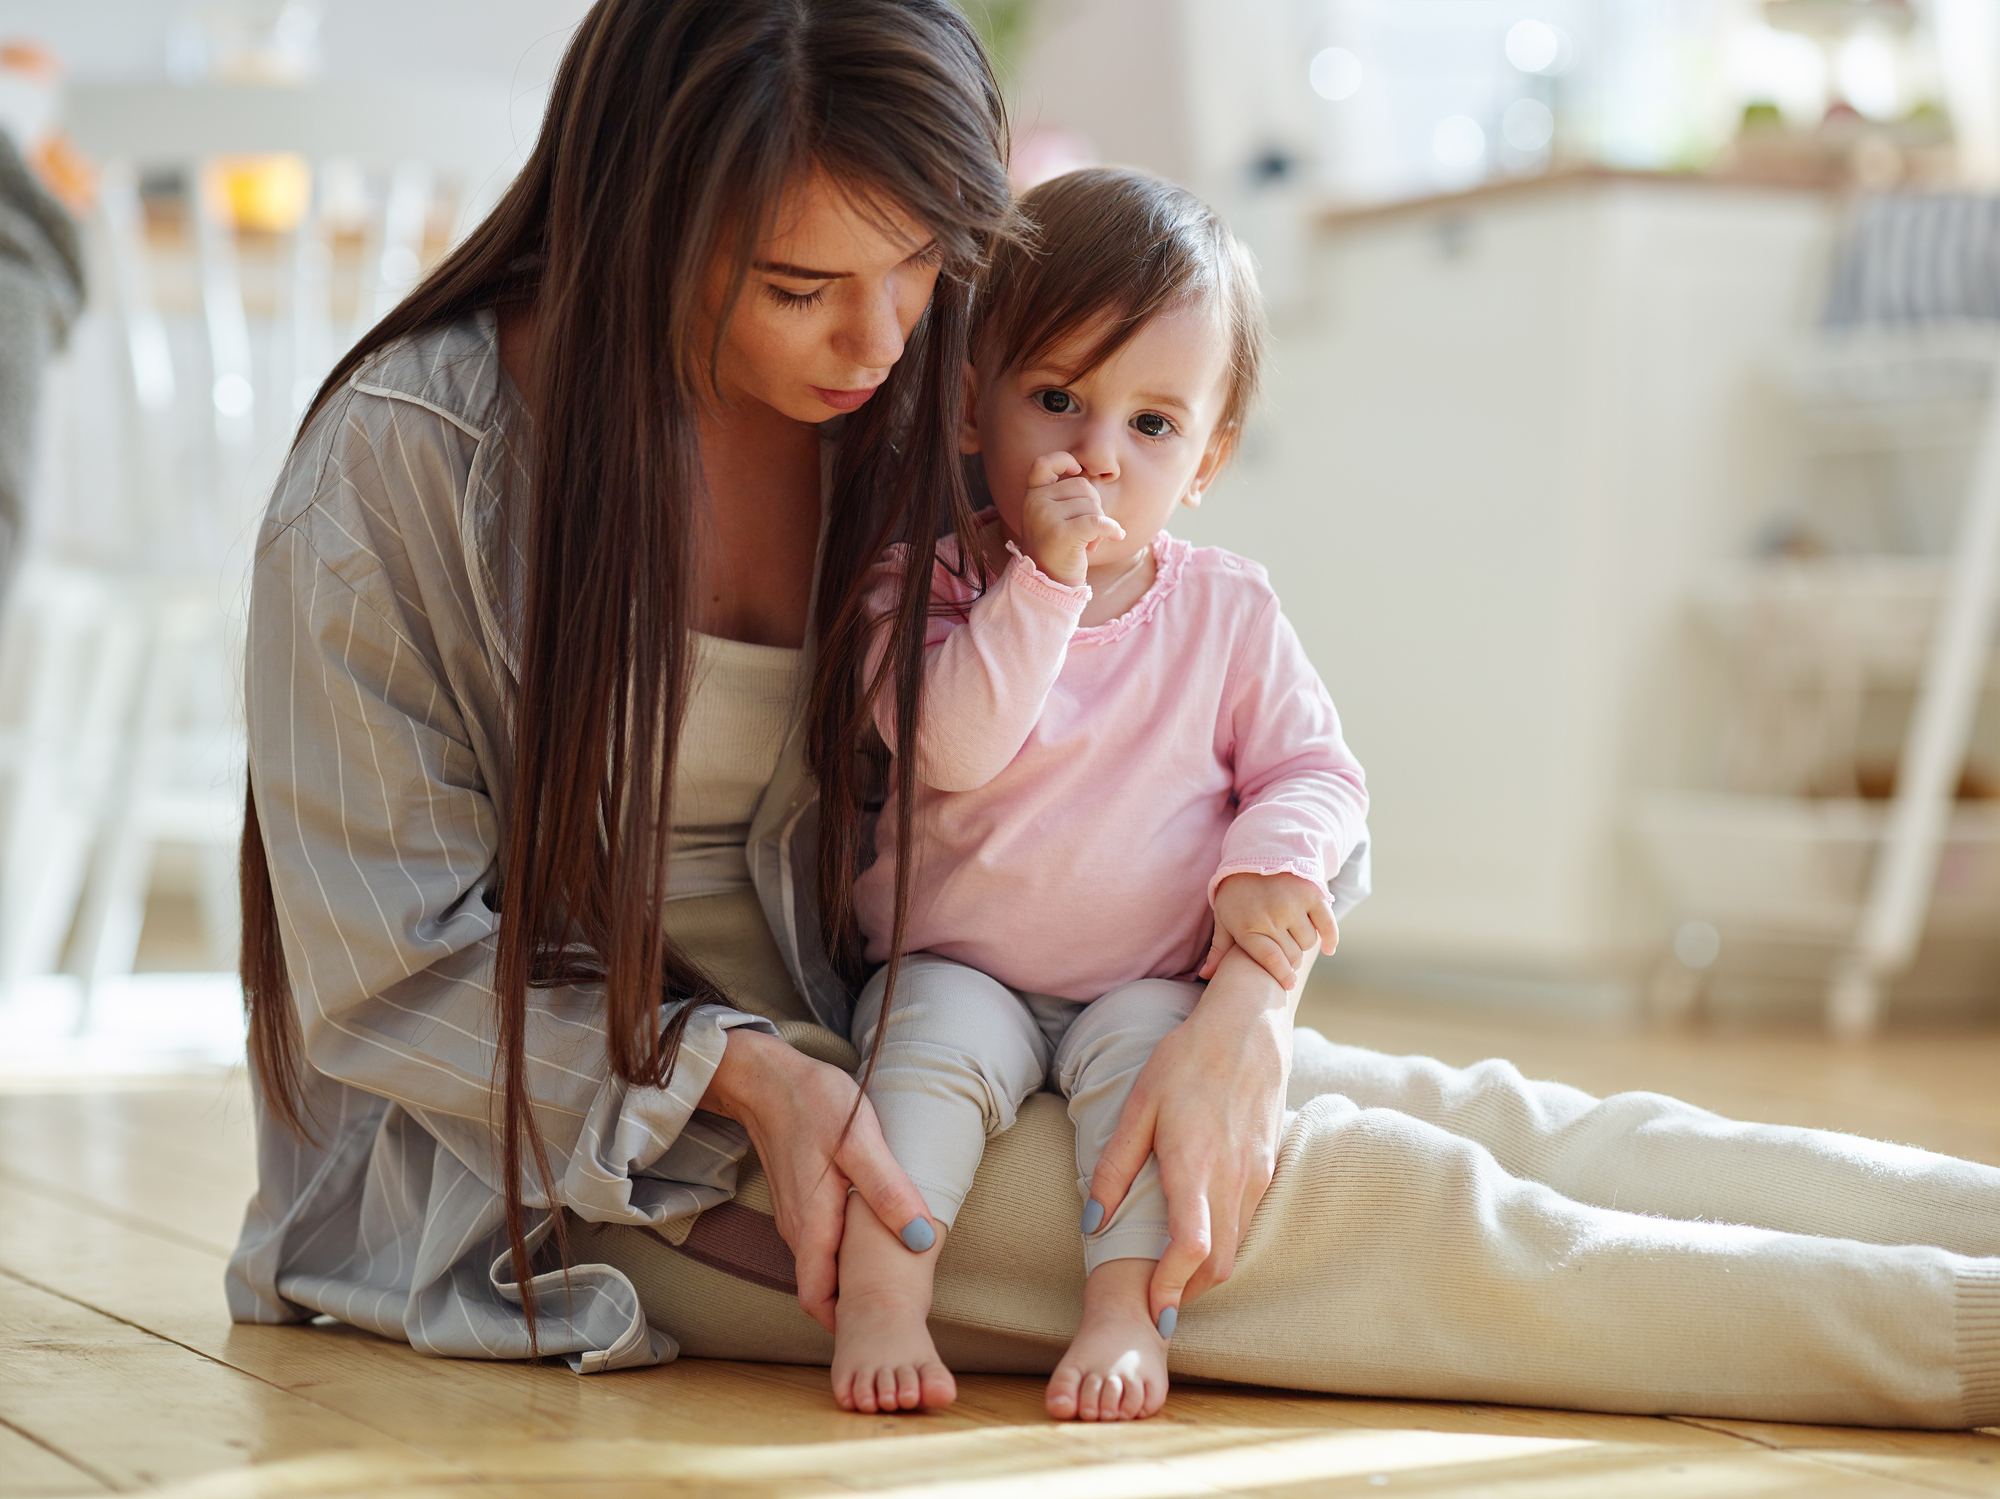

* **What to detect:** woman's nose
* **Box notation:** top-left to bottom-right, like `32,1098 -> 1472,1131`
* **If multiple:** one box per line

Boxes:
838,282 -> 908,374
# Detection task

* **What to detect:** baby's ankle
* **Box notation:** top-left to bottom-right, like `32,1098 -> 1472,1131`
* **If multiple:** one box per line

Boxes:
838,1192 -> 943,1307
1081,1256 -> 1159,1324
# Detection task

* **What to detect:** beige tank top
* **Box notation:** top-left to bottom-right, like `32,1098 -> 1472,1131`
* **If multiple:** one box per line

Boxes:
668,631 -> 805,901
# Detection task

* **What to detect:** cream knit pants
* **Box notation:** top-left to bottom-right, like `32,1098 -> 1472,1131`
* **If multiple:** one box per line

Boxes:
852,953 -> 1194,1274
576,893 -> 2000,1428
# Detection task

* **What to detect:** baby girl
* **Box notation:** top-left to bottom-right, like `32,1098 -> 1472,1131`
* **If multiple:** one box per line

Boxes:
832,169 -> 1370,1421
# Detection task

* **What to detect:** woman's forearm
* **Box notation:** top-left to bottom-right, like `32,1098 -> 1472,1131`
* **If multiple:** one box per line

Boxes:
697,1023 -> 793,1124
1197,943 -> 1313,1033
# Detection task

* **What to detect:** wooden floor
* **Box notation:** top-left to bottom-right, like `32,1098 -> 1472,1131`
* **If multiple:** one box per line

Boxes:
3,985 -> 1999,1499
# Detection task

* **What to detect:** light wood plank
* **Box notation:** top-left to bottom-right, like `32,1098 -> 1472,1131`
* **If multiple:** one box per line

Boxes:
0,1080 -> 254,1252
9,1011 -> 2000,1499
127,1426 -> 1957,1499
0,1267 -> 457,1493
1674,1416 -> 2000,1498
0,1419 -> 106,1498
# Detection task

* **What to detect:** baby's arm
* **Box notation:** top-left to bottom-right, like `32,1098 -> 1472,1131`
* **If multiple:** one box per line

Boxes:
860,529 -> 1087,793
1203,595 -> 1370,990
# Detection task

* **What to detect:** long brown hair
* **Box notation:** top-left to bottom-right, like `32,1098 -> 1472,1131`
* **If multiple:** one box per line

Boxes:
240,0 -> 1010,1340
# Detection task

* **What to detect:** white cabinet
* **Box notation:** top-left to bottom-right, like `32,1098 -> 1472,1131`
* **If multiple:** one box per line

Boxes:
1175,173 -> 1838,1015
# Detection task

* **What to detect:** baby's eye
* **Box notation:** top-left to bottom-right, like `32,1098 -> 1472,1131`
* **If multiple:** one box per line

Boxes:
1036,390 -> 1075,414
1134,412 -> 1174,438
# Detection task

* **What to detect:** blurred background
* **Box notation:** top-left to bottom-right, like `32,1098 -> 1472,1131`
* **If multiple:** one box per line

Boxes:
3,0 -> 2000,1076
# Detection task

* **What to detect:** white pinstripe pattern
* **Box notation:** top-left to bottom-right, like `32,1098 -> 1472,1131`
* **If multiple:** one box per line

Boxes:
225,312 -> 839,1371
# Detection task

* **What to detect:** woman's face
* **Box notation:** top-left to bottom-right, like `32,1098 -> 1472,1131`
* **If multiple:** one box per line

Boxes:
712,171 -> 942,424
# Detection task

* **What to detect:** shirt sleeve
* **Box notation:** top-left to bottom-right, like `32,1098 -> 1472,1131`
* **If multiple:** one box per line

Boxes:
1211,593 -> 1371,917
861,540 -> 1088,792
246,390 -> 772,1220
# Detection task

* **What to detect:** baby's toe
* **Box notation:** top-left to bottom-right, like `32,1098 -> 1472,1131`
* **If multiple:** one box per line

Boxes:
874,1367 -> 901,1412
849,1372 -> 878,1414
1045,1364 -> 1082,1419
1077,1372 -> 1106,1422
920,1362 -> 958,1409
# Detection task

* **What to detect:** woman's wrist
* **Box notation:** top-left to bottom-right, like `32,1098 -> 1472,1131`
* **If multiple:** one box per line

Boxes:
1200,945 -> 1308,1026
698,1024 -> 793,1124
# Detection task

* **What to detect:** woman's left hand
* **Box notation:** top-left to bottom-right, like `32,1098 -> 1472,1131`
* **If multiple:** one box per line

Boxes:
1083,945 -> 1307,1330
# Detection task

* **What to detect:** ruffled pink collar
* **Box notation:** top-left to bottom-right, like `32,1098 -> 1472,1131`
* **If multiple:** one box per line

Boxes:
971,509 -> 1189,644
1072,530 -> 1189,645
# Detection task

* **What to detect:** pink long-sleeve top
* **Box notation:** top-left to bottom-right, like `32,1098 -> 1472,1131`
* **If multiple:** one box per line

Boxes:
853,513 -> 1370,1002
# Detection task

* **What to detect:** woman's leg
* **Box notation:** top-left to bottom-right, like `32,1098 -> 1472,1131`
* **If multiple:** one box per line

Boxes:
1287,1027 -> 2000,1255
592,1085 -> 2000,1424
593,985 -> 2000,1426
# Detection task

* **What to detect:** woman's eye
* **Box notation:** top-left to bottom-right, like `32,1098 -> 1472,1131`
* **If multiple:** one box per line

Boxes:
765,283 -> 826,310
1134,412 -> 1173,438
1036,390 -> 1074,414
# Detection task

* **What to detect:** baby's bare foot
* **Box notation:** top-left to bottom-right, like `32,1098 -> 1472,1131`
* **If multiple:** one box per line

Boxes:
830,1194 -> 955,1413
832,1285 -> 957,1413
1045,1258 -> 1169,1422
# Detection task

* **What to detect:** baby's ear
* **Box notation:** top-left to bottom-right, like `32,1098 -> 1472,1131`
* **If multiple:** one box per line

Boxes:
958,360 -> 983,455
1184,425 -> 1238,508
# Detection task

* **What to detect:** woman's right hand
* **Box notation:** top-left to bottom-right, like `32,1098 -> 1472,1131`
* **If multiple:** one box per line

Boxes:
698,1026 -> 932,1333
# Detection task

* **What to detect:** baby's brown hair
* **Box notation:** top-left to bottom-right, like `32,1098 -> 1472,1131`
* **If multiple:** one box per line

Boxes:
972,167 -> 1267,452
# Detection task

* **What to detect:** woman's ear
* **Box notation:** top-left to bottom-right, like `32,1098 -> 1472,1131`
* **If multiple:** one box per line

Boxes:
1183,425 -> 1238,509
958,360 -> 982,455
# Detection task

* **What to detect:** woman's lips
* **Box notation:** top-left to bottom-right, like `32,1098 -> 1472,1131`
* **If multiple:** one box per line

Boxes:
811,383 -> 882,413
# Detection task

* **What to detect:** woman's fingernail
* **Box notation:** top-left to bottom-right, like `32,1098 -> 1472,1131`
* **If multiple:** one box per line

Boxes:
1156,1306 -> 1177,1339
1079,1199 -> 1105,1235
900,1218 -> 935,1252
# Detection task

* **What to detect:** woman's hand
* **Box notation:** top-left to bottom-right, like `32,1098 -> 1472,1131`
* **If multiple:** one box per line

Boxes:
699,1026 -> 932,1333
1083,946 -> 1309,1330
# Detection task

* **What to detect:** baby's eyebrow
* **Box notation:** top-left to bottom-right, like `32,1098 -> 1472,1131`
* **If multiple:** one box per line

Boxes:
1133,391 -> 1193,412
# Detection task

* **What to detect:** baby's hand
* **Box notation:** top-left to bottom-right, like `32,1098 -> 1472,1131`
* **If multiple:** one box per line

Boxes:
1020,451 -> 1125,587
1200,872 -> 1338,991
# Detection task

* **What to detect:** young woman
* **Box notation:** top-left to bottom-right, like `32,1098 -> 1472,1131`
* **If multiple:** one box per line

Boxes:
231,0 -> 2000,1427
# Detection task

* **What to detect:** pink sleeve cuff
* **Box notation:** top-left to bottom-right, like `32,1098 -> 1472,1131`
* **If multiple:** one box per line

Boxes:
1003,541 -> 1092,614
1208,859 -> 1329,908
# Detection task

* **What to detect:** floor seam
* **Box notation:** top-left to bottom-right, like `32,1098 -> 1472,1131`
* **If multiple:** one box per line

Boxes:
1671,1415 -> 1994,1497
0,1164 -> 231,1258
0,1260 -> 476,1481
1666,1415 -> 1784,1450
0,1406 -> 119,1493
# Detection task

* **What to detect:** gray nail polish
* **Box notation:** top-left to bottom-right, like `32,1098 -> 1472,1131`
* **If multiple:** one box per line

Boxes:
1156,1306 -> 1177,1339
900,1217 -> 935,1252
1079,1199 -> 1105,1235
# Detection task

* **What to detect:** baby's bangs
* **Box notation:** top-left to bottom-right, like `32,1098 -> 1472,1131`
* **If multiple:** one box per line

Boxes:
975,170 -> 1261,429
1008,273 -> 1218,388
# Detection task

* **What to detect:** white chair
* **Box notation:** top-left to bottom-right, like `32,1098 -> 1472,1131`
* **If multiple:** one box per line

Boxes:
0,151 -> 452,1015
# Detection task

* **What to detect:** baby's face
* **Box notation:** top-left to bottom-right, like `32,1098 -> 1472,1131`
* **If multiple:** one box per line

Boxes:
964,300 -> 1234,571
